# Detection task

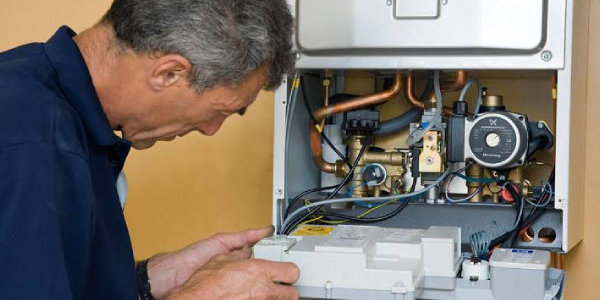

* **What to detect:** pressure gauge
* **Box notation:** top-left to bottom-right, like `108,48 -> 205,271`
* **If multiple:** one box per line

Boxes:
363,163 -> 387,186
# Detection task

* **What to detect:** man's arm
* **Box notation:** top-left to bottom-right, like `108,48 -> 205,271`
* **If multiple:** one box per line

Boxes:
0,143 -> 95,299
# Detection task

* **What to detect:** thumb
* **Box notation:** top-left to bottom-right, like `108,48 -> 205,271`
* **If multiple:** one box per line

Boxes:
212,225 -> 275,251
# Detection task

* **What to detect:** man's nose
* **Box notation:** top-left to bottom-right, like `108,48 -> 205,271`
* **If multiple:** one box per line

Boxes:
199,116 -> 227,136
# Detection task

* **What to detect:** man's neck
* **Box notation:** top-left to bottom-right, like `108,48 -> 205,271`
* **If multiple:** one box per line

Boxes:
73,24 -> 124,130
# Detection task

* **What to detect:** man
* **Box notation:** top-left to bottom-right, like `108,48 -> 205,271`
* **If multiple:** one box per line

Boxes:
0,0 -> 299,299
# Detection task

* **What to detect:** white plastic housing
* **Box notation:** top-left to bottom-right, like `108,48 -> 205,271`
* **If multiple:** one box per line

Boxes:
254,225 -> 461,295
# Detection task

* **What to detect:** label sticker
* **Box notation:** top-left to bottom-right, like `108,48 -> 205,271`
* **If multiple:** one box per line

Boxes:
507,249 -> 535,264
293,225 -> 334,236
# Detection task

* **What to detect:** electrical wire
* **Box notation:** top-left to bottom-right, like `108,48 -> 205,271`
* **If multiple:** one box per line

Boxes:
293,185 -> 413,229
300,75 -> 352,169
283,183 -> 348,220
281,144 -> 368,235
499,182 -> 526,248
283,164 -> 454,228
485,168 -> 555,256
470,230 -> 491,258
312,185 -> 407,225
457,79 -> 484,115
281,73 -> 352,225
525,180 -> 554,208
407,70 -> 444,146
282,71 -> 301,225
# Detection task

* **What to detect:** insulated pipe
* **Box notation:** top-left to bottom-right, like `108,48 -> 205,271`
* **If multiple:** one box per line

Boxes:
310,73 -> 403,174
404,71 -> 467,115
374,108 -> 421,136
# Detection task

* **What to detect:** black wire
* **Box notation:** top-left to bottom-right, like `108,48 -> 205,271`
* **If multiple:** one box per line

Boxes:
285,157 -> 418,233
501,182 -> 524,248
283,176 -> 352,220
300,75 -> 352,169
311,200 -> 410,223
312,180 -> 417,223
487,167 -> 555,253
282,144 -> 368,235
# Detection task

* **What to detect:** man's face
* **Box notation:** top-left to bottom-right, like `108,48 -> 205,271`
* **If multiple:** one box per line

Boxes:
122,66 -> 268,150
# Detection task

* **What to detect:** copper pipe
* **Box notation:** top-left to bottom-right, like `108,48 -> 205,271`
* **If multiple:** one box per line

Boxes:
404,74 -> 426,110
310,72 -> 402,174
441,70 -> 467,92
404,71 -> 467,115
310,128 -> 337,173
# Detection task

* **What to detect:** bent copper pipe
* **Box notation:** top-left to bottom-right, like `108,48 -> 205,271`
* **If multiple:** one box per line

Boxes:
404,71 -> 467,115
310,72 -> 402,174
441,70 -> 467,92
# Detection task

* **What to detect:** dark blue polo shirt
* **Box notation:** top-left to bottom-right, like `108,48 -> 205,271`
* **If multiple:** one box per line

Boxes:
0,27 -> 137,299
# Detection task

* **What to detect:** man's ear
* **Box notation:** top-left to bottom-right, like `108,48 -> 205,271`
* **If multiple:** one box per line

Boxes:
148,54 -> 192,91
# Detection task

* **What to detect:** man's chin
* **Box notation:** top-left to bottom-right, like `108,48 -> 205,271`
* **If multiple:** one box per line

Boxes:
131,140 -> 157,150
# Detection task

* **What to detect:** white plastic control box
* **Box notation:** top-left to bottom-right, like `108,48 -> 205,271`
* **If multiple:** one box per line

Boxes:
490,248 -> 551,300
254,225 -> 461,299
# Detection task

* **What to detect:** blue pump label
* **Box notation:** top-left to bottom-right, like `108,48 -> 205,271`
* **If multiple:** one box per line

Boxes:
511,249 -> 534,254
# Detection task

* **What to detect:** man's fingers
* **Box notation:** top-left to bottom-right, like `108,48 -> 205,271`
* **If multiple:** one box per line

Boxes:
258,260 -> 300,285
213,248 -> 253,263
212,225 -> 275,251
271,284 -> 300,300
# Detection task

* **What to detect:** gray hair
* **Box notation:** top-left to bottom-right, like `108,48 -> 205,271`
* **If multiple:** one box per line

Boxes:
101,0 -> 295,92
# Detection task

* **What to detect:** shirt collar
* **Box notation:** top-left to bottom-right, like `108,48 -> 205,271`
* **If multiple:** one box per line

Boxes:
43,26 -> 122,147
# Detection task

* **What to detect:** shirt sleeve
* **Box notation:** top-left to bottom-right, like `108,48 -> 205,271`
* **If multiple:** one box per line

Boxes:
0,143 -> 95,299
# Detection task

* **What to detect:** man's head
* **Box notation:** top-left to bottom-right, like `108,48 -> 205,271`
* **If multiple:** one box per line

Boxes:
79,0 -> 294,149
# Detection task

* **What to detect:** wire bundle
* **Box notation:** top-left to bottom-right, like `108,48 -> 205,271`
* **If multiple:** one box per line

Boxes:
470,230 -> 491,258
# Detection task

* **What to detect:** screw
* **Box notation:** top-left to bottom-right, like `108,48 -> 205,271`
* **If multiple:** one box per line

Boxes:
386,0 -> 392,6
426,157 -> 434,165
295,52 -> 301,60
538,122 -> 544,129
541,51 -> 553,61
442,0 -> 448,4
276,189 -> 283,196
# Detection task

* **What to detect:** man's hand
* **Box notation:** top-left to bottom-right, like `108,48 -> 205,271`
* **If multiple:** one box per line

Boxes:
167,248 -> 300,300
147,226 -> 279,299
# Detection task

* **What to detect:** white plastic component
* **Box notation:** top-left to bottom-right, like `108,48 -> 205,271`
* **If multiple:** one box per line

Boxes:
395,0 -> 439,19
254,225 -> 462,295
253,236 -> 296,261
490,248 -> 550,300
462,258 -> 490,280
489,248 -> 550,270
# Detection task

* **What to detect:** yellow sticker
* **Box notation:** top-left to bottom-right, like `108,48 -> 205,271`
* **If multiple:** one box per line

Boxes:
293,225 -> 334,236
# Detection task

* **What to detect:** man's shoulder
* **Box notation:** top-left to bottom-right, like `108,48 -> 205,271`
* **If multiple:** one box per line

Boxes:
0,46 -> 88,157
